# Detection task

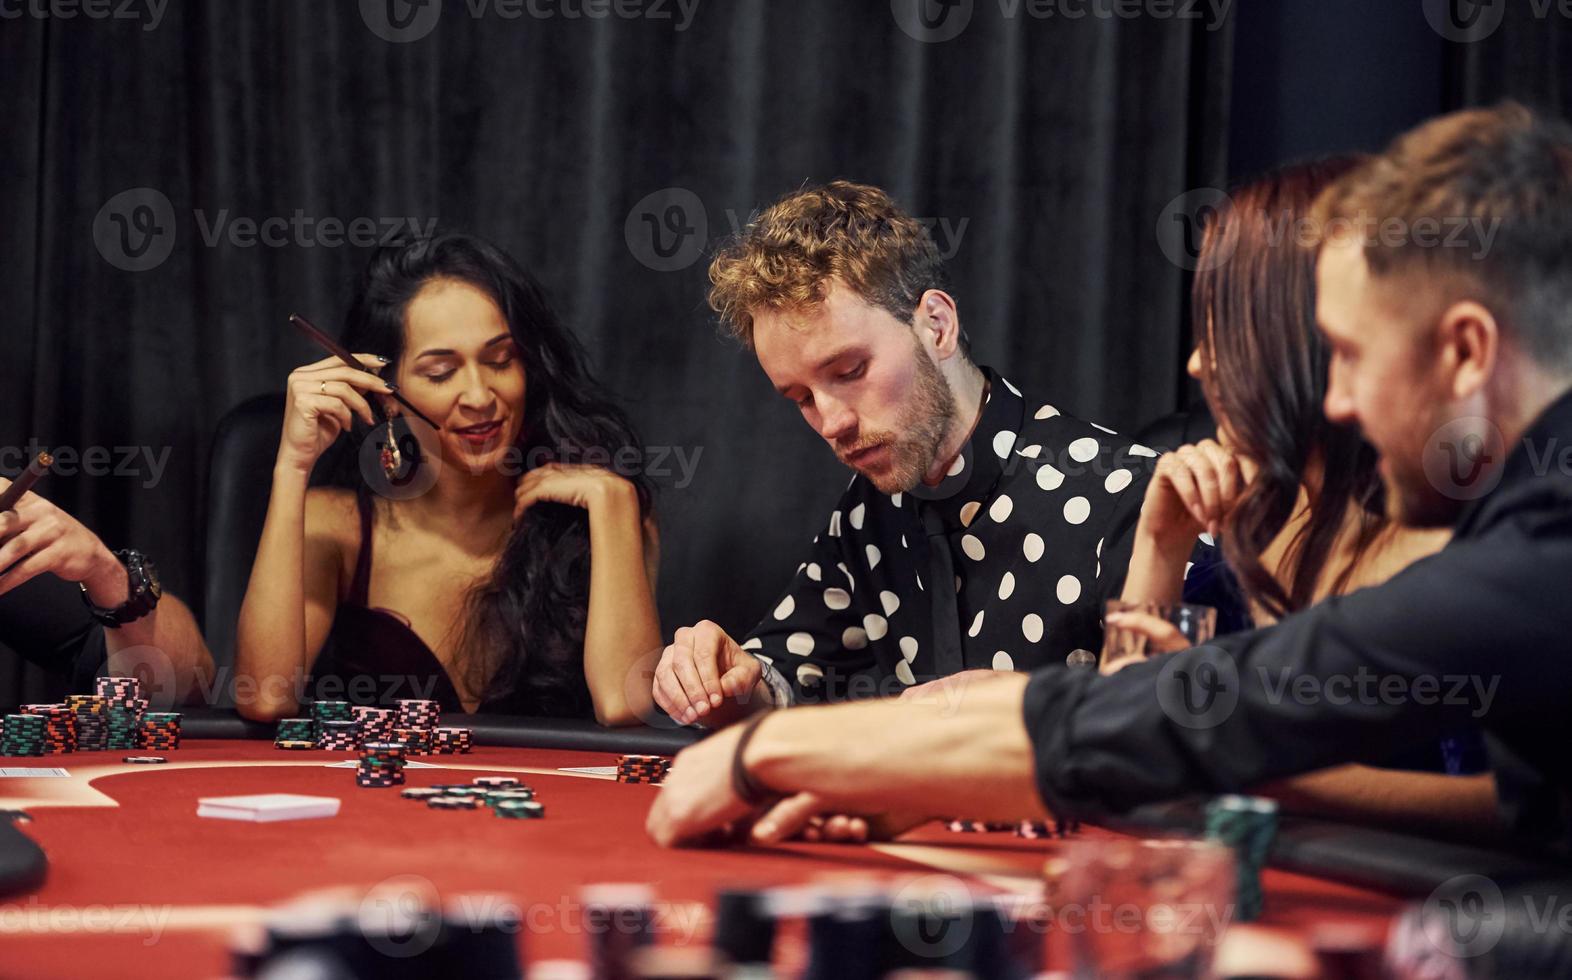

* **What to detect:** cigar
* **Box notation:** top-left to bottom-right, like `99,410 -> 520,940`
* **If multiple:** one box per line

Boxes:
288,314 -> 442,431
0,451 -> 53,513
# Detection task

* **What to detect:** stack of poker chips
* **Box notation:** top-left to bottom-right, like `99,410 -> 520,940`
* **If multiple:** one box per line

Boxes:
21,704 -> 77,753
106,705 -> 142,750
0,714 -> 47,756
355,741 -> 407,788
582,884 -> 656,978
428,727 -> 474,755
318,720 -> 358,752
490,795 -> 543,820
350,706 -> 394,744
226,887 -> 522,978
273,718 -> 316,750
1204,794 -> 1279,922
139,713 -> 182,751
615,754 -> 671,783
392,727 -> 431,755
309,701 -> 352,745
97,676 -> 146,750
67,694 -> 109,751
96,675 -> 142,704
394,698 -> 440,731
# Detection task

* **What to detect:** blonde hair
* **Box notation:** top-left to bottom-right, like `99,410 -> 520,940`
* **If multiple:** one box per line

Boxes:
707,180 -> 963,353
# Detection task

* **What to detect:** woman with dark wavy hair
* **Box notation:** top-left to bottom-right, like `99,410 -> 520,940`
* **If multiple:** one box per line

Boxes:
1115,159 -> 1499,837
235,233 -> 661,725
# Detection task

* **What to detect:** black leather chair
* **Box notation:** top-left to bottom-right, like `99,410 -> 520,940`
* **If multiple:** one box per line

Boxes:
202,393 -> 286,688
1131,401 -> 1217,453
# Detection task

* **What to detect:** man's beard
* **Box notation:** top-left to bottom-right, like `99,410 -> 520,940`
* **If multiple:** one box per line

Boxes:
839,340 -> 957,494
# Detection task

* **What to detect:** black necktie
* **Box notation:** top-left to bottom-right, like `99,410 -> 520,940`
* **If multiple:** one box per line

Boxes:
920,503 -> 965,677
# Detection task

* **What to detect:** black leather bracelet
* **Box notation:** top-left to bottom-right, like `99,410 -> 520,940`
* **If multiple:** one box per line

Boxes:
729,711 -> 780,807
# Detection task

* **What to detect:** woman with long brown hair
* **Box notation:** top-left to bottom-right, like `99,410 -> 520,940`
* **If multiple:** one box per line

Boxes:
1116,158 -> 1496,836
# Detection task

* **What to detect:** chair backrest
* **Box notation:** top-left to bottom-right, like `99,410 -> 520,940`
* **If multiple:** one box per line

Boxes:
1132,402 -> 1217,453
202,393 -> 285,686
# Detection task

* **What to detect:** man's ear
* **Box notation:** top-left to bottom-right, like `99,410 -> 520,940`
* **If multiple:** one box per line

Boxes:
1437,299 -> 1499,402
915,290 -> 963,359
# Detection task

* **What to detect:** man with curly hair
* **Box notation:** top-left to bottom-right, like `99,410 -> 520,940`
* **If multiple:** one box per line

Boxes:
652,180 -> 1185,727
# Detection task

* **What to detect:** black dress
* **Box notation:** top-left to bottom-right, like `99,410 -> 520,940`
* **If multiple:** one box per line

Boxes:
309,493 -> 592,718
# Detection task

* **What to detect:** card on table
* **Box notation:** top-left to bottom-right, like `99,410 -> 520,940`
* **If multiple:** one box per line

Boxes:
196,793 -> 341,822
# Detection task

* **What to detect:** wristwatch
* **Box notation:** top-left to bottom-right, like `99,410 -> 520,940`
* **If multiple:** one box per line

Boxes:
80,549 -> 162,628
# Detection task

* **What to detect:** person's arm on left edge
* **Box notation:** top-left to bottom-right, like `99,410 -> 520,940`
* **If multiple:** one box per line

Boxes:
0,478 -> 215,704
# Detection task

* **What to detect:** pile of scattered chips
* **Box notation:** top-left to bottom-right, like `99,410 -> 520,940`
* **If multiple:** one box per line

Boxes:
398,777 -> 543,819
0,678 -> 180,758
67,694 -> 108,751
21,704 -> 77,753
139,712 -> 182,752
616,755 -> 670,784
429,727 -> 473,755
946,818 -> 1080,838
351,706 -> 394,743
395,699 -> 440,731
318,720 -> 358,752
274,718 -> 316,750
356,742 -> 408,788
0,714 -> 46,756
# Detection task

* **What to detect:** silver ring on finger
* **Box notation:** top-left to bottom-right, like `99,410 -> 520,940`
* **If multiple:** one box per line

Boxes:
319,381 -> 328,394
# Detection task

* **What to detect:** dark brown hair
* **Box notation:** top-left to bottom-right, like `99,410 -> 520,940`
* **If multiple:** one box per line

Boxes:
1197,158 -> 1385,619
1310,102 -> 1572,374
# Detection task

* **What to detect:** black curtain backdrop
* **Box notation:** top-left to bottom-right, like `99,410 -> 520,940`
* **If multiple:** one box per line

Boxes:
1447,1 -> 1572,112
4,0 -> 1239,707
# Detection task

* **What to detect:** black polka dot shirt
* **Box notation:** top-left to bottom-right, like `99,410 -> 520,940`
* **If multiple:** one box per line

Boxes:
744,366 -> 1176,705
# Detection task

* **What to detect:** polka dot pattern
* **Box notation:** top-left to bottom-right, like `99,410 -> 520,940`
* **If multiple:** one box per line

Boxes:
742,372 -> 1124,704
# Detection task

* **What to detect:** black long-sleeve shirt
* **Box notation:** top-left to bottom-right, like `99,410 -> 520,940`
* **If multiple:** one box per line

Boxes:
0,573 -> 106,694
1024,389 -> 1572,852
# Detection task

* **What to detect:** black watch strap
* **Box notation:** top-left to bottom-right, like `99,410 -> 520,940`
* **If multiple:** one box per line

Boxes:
80,550 -> 160,628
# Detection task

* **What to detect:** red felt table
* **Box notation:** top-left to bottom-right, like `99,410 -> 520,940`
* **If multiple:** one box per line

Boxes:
0,740 -> 1402,978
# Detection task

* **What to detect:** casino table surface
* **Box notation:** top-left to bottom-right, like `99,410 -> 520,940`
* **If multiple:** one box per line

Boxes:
0,712 -> 1541,978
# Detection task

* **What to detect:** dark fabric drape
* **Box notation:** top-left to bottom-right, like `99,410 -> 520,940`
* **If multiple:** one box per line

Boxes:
1445,4 -> 1572,113
0,1 -> 1231,708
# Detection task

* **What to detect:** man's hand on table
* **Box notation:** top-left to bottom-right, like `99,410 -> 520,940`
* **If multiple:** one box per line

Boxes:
646,708 -> 936,848
652,620 -> 770,728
